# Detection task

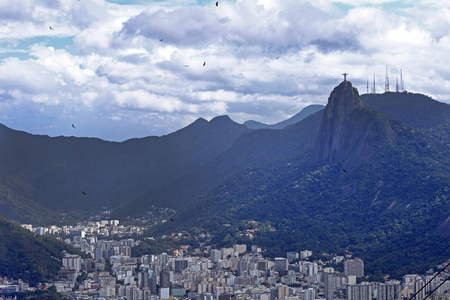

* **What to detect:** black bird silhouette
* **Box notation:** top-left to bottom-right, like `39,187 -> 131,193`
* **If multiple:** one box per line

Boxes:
343,169 -> 348,173
72,124 -> 76,129
216,1 -> 218,6
82,191 -> 87,195
203,61 -> 206,66
276,57 -> 280,59
49,26 -> 54,30
170,218 -> 174,222
160,38 -> 163,41
184,65 -> 189,67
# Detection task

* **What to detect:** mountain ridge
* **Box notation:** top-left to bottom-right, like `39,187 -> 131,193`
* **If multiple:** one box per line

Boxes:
0,89 -> 449,225
243,104 -> 325,129
150,81 -> 450,278
0,116 -> 251,224
112,110 -> 324,218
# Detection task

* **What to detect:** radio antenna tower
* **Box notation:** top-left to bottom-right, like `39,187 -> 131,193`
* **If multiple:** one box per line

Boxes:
396,77 -> 399,92
372,74 -> 376,94
385,65 -> 390,92
367,77 -> 369,94
400,68 -> 404,92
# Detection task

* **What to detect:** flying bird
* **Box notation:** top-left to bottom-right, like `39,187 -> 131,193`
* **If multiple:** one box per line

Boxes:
343,169 -> 348,173
184,65 -> 189,67
170,218 -> 174,222
276,57 -> 280,59
72,124 -> 76,129
203,61 -> 206,66
82,191 -> 87,195
216,1 -> 218,6
49,26 -> 54,30
160,38 -> 163,41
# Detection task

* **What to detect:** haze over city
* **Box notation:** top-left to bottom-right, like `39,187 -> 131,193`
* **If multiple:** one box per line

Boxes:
1,0 -> 450,141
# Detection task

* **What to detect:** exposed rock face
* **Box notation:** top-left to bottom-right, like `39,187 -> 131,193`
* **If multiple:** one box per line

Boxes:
311,81 -> 364,164
310,81 -> 395,168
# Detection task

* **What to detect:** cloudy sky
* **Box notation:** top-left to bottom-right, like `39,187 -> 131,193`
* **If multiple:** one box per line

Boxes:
0,0 -> 449,141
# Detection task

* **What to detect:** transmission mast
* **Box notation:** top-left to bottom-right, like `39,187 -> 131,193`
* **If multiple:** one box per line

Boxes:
373,74 -> 376,94
385,65 -> 390,92
400,68 -> 404,92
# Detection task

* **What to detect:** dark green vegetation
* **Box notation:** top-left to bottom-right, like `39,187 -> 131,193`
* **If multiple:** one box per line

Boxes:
362,91 -> 450,129
0,215 -> 86,285
2,289 -> 63,300
152,84 -> 450,279
0,84 -> 449,280
114,109 -> 324,217
0,116 -> 251,224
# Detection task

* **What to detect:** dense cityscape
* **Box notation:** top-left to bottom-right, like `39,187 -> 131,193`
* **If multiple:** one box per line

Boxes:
1,1 -> 450,300
0,218 -> 447,300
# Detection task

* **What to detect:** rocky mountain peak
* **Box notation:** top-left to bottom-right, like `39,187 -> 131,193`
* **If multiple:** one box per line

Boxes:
310,80 -> 374,166
324,81 -> 364,121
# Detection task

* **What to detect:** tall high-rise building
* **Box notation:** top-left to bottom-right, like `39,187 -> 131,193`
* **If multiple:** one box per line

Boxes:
300,250 -> 313,259
287,252 -> 299,263
324,273 -> 336,300
159,253 -> 168,265
344,258 -> 364,277
274,258 -> 288,276
411,279 -> 425,300
175,259 -> 188,273
303,288 -> 315,300
374,282 -> 401,300
94,247 -> 103,262
277,285 -> 289,299
233,244 -> 247,255
211,249 -> 221,263
237,260 -> 248,277
347,283 -> 372,300
159,267 -> 170,288
302,262 -> 318,276
63,254 -> 81,272
148,269 -> 157,295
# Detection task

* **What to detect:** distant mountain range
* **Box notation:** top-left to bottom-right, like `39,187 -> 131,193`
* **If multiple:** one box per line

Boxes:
243,105 -> 325,129
0,116 -> 251,223
150,84 -> 450,278
0,85 -> 449,279
1,89 -> 448,224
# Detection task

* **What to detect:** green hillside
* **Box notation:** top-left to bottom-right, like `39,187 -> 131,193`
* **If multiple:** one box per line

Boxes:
113,110 -> 324,218
0,215 -> 85,285
0,116 -> 250,224
362,92 -> 450,128
152,83 -> 450,279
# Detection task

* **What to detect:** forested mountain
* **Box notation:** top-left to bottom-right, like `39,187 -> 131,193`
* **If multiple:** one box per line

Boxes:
153,82 -> 450,279
113,109 -> 324,217
0,214 -> 85,285
0,84 -> 449,235
0,116 -> 250,223
362,91 -> 450,128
